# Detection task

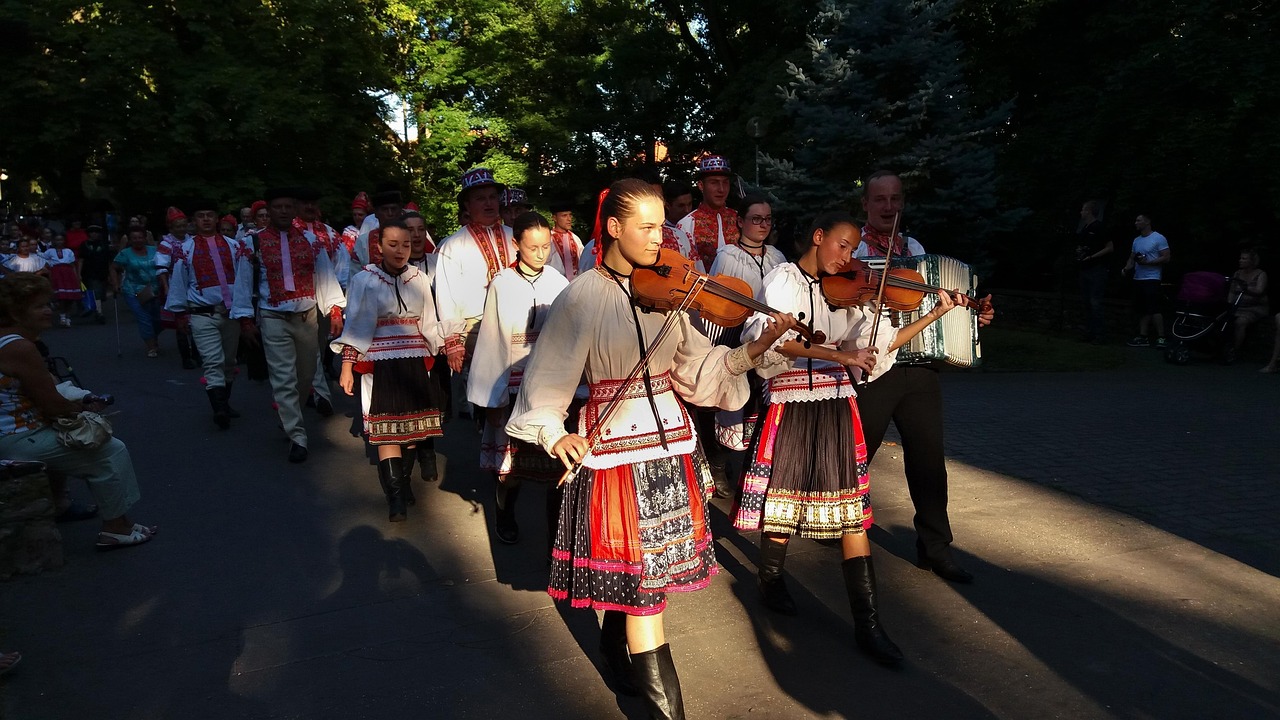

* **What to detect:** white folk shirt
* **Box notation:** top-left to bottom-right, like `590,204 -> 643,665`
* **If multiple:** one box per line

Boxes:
854,235 -> 927,379
298,220 -> 344,288
3,255 -> 47,273
155,233 -> 191,275
164,234 -> 244,311
40,248 -> 76,267
709,244 -> 787,299
466,265 -> 570,409
330,264 -> 462,417
230,227 -> 346,319
742,263 -> 875,403
506,266 -> 759,470
434,223 -> 516,325
330,264 -> 459,360
548,230 -> 584,281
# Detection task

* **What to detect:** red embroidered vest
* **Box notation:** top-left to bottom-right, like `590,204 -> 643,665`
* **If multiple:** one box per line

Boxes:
256,228 -> 317,304
191,235 -> 236,291
689,205 -> 739,269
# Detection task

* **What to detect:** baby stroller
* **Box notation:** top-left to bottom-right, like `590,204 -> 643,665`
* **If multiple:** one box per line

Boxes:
1164,272 -> 1241,365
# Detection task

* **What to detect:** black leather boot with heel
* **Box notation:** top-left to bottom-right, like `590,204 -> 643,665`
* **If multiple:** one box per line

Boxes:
598,610 -> 637,696
757,538 -> 798,616
378,457 -> 407,522
630,643 -> 685,720
842,556 -> 903,666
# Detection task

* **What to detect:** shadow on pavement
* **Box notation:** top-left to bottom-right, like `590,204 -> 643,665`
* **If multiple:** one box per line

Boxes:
936,367 -> 1280,578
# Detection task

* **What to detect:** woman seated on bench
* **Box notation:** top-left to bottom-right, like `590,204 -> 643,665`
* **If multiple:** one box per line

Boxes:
0,273 -> 156,550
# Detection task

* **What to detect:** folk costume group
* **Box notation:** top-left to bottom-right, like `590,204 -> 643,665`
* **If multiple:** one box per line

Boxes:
160,160 -> 991,720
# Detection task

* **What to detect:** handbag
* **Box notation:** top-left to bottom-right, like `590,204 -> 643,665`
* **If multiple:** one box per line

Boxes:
135,286 -> 155,304
53,411 -> 113,450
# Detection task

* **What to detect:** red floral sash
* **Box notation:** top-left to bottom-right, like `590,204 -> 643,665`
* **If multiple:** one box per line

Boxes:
469,223 -> 510,283
859,224 -> 905,257
552,230 -> 579,273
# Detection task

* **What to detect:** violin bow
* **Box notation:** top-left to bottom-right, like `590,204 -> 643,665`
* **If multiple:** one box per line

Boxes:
558,275 -> 711,487
864,210 -> 900,354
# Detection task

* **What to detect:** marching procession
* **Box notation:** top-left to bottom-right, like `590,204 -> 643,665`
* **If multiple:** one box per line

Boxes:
1,157 -> 994,720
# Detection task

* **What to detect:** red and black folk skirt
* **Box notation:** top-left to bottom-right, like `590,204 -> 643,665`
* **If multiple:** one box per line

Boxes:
732,396 -> 873,539
549,446 -> 718,615
365,356 -> 444,445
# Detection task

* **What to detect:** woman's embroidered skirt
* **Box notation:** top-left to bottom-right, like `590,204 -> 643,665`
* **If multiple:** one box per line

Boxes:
732,396 -> 872,539
549,447 -> 717,615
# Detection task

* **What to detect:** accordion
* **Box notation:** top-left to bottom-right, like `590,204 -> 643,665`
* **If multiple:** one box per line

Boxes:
876,254 -> 983,368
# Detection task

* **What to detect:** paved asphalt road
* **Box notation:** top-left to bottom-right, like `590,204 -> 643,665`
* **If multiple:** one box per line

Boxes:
1,310 -> 1278,719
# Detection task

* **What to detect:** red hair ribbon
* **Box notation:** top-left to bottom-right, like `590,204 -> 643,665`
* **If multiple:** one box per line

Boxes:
591,186 -> 609,261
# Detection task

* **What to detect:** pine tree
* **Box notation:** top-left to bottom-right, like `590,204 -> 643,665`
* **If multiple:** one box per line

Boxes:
761,0 -> 1022,265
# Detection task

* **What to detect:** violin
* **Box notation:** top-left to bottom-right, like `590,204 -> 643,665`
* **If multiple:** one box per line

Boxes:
631,248 -> 827,346
819,257 -> 993,314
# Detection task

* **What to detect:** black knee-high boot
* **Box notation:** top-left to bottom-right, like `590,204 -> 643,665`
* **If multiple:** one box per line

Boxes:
400,445 -> 417,506
758,538 -> 798,615
494,480 -> 520,544
630,643 -> 684,720
206,386 -> 231,429
378,457 -> 407,522
544,484 -> 563,559
841,556 -> 903,665
417,439 -> 438,481
599,610 -> 637,696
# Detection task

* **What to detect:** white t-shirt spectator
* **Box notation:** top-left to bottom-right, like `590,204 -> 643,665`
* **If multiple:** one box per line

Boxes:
1132,232 -> 1169,281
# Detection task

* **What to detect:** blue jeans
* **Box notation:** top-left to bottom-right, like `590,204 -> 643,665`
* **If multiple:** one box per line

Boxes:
123,293 -> 162,341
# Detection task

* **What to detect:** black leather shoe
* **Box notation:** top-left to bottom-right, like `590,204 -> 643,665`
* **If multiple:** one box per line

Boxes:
315,396 -> 334,417
917,545 -> 974,584
759,575 -> 799,616
288,443 -> 309,463
923,557 -> 974,584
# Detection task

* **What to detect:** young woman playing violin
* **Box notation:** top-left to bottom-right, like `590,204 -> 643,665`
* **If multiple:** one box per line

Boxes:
731,210 -> 964,667
506,178 -> 795,718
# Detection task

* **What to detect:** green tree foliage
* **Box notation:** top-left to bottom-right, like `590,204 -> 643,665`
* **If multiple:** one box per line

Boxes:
956,0 -> 1280,283
0,0 -> 399,216
759,0 -> 1022,265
